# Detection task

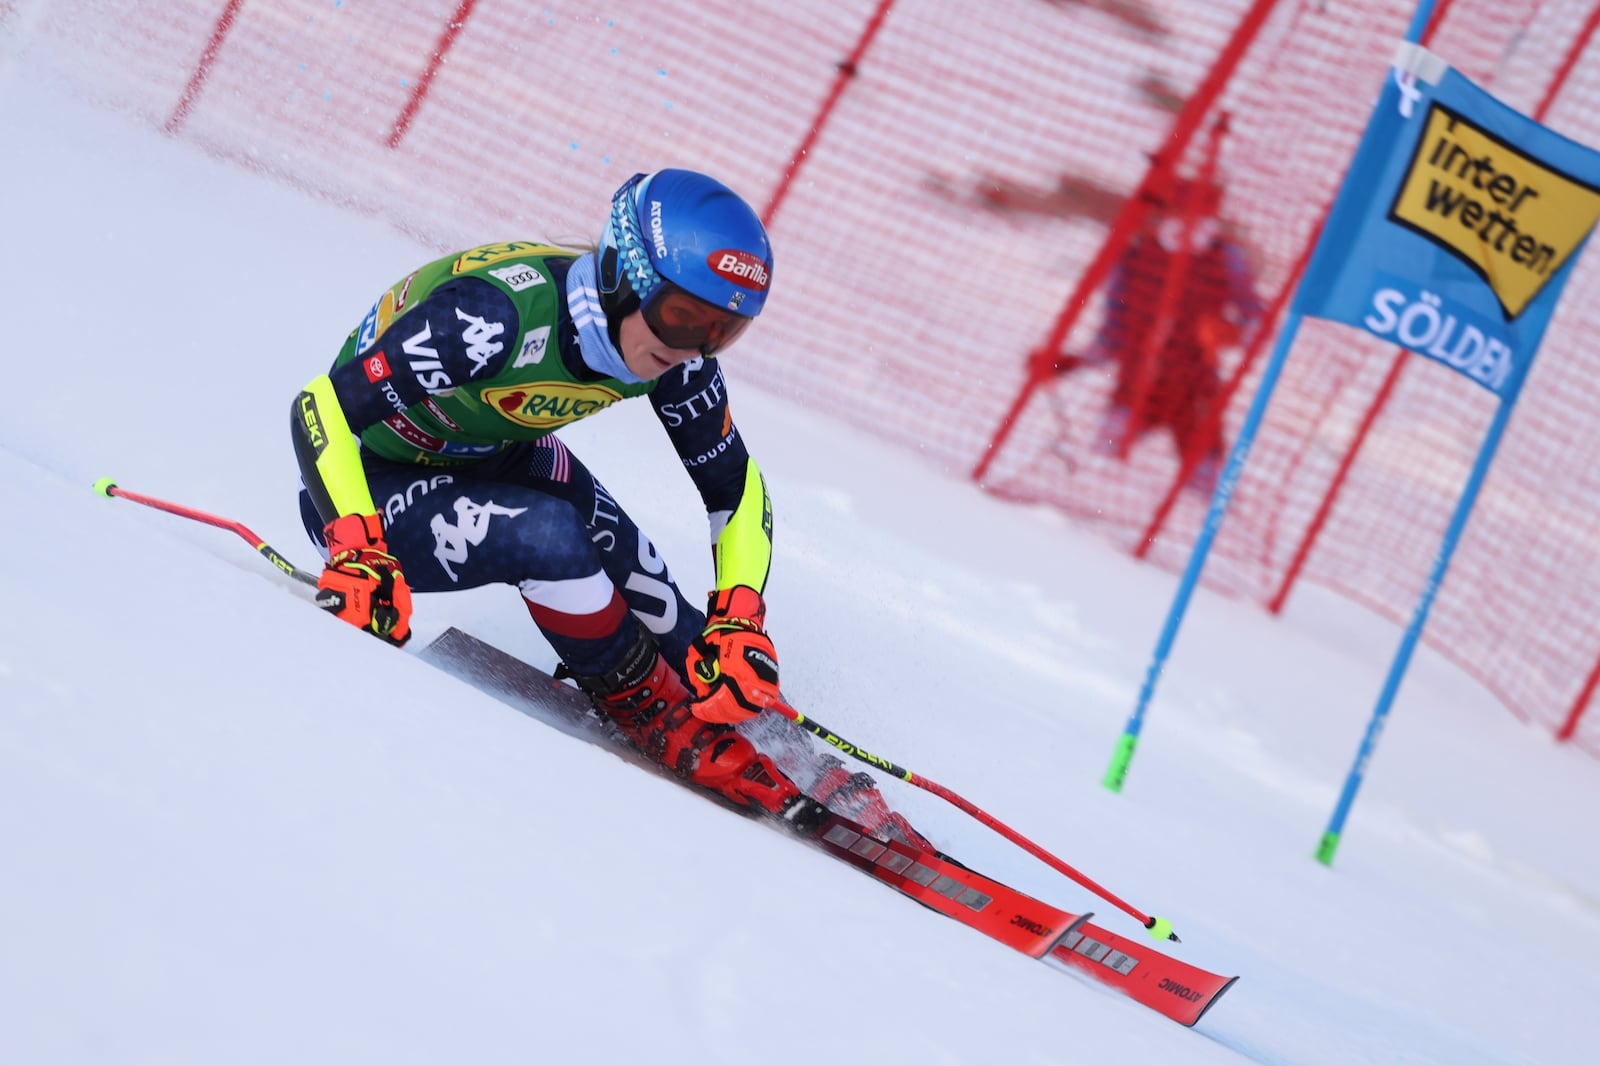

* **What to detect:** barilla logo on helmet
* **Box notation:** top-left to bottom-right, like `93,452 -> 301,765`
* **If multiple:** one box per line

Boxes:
710,249 -> 770,291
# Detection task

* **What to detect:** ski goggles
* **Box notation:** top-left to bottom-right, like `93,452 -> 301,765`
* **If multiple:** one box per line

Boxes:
641,280 -> 754,356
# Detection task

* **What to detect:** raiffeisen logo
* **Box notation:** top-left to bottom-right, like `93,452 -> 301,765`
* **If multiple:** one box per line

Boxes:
709,249 -> 769,290
1390,102 -> 1600,317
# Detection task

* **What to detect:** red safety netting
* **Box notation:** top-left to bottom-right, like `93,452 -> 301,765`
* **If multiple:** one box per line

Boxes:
20,0 -> 1600,755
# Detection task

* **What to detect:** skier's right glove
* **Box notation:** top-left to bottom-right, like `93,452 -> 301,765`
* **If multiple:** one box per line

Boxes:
315,513 -> 413,646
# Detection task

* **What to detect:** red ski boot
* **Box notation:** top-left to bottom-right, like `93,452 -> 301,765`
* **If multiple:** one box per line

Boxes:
810,757 -> 933,851
568,631 -> 820,825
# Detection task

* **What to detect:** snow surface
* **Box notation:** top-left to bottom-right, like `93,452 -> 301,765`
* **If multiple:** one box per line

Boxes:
5,57 -> 1600,1066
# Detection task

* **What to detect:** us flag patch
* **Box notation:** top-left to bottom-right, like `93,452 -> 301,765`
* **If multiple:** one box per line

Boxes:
533,436 -> 571,483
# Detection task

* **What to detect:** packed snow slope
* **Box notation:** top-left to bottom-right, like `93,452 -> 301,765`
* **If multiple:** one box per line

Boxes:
4,65 -> 1599,1066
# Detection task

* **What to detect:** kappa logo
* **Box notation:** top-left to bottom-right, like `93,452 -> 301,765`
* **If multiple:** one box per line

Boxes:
1391,101 -> 1600,316
430,495 -> 528,582
455,308 -> 505,374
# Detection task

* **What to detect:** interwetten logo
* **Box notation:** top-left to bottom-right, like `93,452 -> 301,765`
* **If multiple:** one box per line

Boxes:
1390,102 -> 1600,317
483,381 -> 623,428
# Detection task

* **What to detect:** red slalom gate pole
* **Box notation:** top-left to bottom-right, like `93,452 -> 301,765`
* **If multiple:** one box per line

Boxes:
773,698 -> 1179,941
93,477 -> 317,587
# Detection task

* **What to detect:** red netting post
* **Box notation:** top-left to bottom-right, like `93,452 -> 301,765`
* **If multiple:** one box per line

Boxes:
761,0 -> 897,229
1533,0 -> 1600,125
387,0 -> 479,150
164,0 -> 246,134
1559,658 -> 1600,742
971,0 -> 1282,485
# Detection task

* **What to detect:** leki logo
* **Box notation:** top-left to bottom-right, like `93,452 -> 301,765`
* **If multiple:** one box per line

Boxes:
709,249 -> 769,290
298,393 -> 326,452
1390,102 -> 1600,317
483,382 -> 623,428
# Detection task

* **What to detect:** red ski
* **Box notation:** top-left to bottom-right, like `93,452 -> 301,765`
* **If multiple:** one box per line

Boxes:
1048,917 -> 1237,1027
92,483 -> 1237,1026
808,815 -> 1235,1026
420,627 -> 1237,1027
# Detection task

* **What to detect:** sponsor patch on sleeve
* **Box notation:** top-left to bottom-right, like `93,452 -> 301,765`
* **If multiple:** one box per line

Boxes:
488,262 -> 546,292
363,349 -> 393,383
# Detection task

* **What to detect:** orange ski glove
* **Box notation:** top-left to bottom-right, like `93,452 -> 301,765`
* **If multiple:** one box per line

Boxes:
686,586 -> 780,723
315,513 -> 413,646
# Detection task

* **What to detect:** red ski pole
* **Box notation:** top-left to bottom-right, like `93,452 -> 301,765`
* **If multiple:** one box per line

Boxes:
93,477 -> 318,588
773,698 -> 1179,942
93,478 -> 1177,940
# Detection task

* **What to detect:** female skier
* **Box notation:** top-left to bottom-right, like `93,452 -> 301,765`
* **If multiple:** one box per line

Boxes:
290,169 -> 830,824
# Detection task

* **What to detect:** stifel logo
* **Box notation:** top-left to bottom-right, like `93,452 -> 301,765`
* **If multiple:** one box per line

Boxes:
483,382 -> 623,428
1391,102 -> 1600,317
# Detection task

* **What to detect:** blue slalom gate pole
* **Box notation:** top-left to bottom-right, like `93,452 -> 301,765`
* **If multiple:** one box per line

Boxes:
1315,392 -> 1516,865
1103,0 -> 1445,797
1102,311 -> 1308,792
1400,0 -> 1440,43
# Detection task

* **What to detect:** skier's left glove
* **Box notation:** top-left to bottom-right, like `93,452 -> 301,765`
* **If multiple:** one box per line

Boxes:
686,586 -> 780,723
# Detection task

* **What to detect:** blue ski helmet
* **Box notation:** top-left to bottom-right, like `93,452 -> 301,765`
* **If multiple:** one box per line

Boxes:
598,169 -> 773,355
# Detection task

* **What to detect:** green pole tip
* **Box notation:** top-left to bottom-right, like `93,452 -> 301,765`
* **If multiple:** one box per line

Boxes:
92,477 -> 118,497
1315,831 -> 1341,867
1146,915 -> 1176,942
1102,734 -> 1137,793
